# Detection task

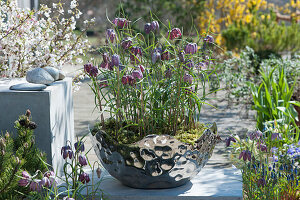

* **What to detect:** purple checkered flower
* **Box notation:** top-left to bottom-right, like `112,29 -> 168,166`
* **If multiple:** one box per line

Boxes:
132,69 -> 143,79
150,21 -> 159,32
144,23 -> 151,34
239,150 -> 251,161
113,18 -> 129,29
185,43 -> 197,54
112,54 -> 120,67
106,29 -> 116,43
168,28 -> 182,40
225,136 -> 237,147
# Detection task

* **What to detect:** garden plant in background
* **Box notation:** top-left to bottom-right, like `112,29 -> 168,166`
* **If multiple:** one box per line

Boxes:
0,0 -> 93,78
226,126 -> 300,199
198,0 -> 300,54
216,47 -> 300,118
18,137 -> 104,199
0,110 -> 47,199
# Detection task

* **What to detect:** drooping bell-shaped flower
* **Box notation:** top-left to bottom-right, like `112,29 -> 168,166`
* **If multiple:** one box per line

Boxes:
184,59 -> 194,70
22,171 -> 31,179
112,54 -> 120,67
102,53 -> 110,63
113,18 -> 129,29
138,65 -> 145,73
225,136 -> 237,147
122,75 -> 128,85
161,50 -> 170,61
150,21 -> 159,32
152,51 -> 161,64
79,172 -> 90,184
185,43 -> 197,54
106,29 -> 116,43
144,23 -> 151,34
239,150 -> 251,161
18,179 -> 29,187
132,69 -> 143,79
96,167 -> 102,178
121,38 -> 132,50
40,177 -> 51,187
168,28 -> 182,40
204,35 -> 214,43
74,141 -> 85,152
183,74 -> 193,84
84,63 -> 93,74
178,50 -> 185,63
79,155 -> 88,166
29,180 -> 42,191
90,66 -> 98,77
127,75 -> 136,86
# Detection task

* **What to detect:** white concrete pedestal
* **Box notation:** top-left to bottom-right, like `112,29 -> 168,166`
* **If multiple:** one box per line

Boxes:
0,78 -> 75,176
69,167 -> 242,200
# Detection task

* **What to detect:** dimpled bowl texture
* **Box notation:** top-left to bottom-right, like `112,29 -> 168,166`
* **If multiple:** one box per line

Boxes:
91,123 -> 220,189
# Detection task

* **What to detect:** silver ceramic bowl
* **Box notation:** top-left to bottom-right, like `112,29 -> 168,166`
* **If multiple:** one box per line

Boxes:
91,123 -> 220,189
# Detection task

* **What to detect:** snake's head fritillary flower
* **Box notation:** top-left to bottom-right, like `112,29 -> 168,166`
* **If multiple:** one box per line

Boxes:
144,23 -> 151,34
204,35 -> 214,43
113,18 -> 129,29
152,52 -> 161,64
96,167 -> 102,178
121,38 -> 132,50
184,59 -> 194,70
132,69 -> 143,79
106,29 -> 116,43
183,74 -> 193,84
18,178 -> 29,187
247,130 -> 262,140
150,21 -> 159,32
257,142 -> 268,152
127,75 -> 136,86
40,177 -> 50,187
79,155 -> 88,166
84,63 -> 92,74
112,54 -> 120,67
102,53 -> 110,63
185,43 -> 197,54
22,171 -> 31,179
138,65 -> 145,73
30,180 -> 42,191
90,66 -> 98,77
122,75 -> 128,85
225,136 -> 237,147
239,150 -> 251,161
79,172 -> 90,184
161,50 -> 170,61
178,50 -> 185,63
168,28 -> 182,40
74,141 -> 85,152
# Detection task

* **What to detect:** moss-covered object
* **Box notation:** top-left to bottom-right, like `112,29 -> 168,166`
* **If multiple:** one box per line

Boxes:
91,118 -> 207,146
0,110 -> 47,199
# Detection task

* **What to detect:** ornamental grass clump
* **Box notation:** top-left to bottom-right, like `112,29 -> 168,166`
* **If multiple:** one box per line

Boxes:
86,15 -> 217,145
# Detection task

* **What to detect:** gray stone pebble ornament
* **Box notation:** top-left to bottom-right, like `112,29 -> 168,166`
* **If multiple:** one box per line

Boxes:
26,68 -> 54,84
10,83 -> 47,91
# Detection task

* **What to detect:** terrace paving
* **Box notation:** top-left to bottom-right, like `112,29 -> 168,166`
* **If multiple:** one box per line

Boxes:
64,65 -> 256,169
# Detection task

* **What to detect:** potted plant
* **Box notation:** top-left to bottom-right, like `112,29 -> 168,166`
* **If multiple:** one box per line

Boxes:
85,15 -> 220,189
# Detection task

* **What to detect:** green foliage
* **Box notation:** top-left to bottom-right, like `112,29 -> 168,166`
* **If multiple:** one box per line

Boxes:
0,110 -> 47,199
116,0 -> 206,32
222,10 -> 300,54
228,128 -> 300,200
248,65 -> 300,138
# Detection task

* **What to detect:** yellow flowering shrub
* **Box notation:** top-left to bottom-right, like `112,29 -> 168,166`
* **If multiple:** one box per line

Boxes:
196,0 -> 300,51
